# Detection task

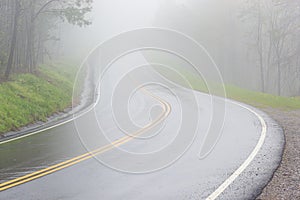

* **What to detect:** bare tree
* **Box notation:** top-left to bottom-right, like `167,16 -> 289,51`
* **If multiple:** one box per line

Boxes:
240,0 -> 300,96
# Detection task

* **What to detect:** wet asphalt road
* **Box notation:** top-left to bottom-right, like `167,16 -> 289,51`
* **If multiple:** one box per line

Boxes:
0,53 -> 284,199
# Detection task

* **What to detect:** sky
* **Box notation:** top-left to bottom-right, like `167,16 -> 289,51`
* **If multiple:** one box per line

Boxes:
61,0 -> 162,60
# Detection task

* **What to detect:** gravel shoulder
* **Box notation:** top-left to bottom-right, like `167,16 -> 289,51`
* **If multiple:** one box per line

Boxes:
257,108 -> 300,200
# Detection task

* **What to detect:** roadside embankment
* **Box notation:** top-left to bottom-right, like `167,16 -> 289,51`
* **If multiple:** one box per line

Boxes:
0,63 -> 78,135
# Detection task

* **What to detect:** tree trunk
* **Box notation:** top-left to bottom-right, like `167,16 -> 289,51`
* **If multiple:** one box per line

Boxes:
257,2 -> 265,92
5,0 -> 19,79
276,55 -> 281,96
26,0 -> 37,74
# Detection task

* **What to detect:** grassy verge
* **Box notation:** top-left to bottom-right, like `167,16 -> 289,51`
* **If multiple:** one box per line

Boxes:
0,63 -> 78,134
157,66 -> 300,111
225,85 -> 300,110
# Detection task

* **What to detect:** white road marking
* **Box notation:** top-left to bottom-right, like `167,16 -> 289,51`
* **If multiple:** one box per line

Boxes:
0,104 -> 94,145
206,101 -> 267,200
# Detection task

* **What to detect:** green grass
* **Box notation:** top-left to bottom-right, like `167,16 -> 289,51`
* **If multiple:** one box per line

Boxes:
225,85 -> 300,110
0,63 -> 78,134
157,66 -> 300,111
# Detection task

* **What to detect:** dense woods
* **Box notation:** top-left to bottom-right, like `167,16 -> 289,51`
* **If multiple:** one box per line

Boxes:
0,0 -> 92,80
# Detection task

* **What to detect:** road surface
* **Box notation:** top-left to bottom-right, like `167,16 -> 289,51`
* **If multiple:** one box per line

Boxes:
0,53 -> 284,199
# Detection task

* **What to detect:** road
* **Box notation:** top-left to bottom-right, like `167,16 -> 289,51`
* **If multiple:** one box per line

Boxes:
0,53 -> 284,199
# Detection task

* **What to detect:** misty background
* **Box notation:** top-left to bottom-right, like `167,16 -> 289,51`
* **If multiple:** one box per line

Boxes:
1,0 -> 299,96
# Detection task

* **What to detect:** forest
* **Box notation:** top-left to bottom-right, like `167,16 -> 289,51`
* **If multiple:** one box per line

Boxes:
0,0 -> 92,80
1,0 -> 299,96
242,0 -> 300,96
156,0 -> 300,96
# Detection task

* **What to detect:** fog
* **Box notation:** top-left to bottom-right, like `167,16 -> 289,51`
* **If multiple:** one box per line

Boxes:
58,0 -> 300,96
1,0 -> 298,96
61,0 -> 160,59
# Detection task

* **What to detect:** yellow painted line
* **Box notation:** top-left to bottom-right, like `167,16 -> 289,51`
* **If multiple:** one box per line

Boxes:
0,137 -> 130,190
0,91 -> 171,192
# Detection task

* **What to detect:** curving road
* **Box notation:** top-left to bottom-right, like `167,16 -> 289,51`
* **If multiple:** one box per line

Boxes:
0,53 -> 284,200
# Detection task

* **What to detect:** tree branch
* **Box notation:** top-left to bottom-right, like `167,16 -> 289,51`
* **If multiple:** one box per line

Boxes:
33,0 -> 60,21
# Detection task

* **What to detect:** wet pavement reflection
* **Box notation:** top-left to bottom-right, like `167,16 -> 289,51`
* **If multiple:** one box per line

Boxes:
0,123 -> 86,183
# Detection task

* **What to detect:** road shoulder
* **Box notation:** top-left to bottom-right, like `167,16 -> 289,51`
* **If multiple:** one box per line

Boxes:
217,101 -> 285,200
257,108 -> 300,200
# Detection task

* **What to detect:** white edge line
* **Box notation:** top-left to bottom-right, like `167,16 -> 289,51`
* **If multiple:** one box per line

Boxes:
0,102 -> 97,146
206,101 -> 267,200
0,118 -> 74,145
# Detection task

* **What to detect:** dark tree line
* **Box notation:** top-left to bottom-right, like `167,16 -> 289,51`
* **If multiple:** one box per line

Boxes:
0,0 -> 93,80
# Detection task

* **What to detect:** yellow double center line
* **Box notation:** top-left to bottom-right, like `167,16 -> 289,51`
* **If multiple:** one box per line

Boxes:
0,90 -> 171,192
